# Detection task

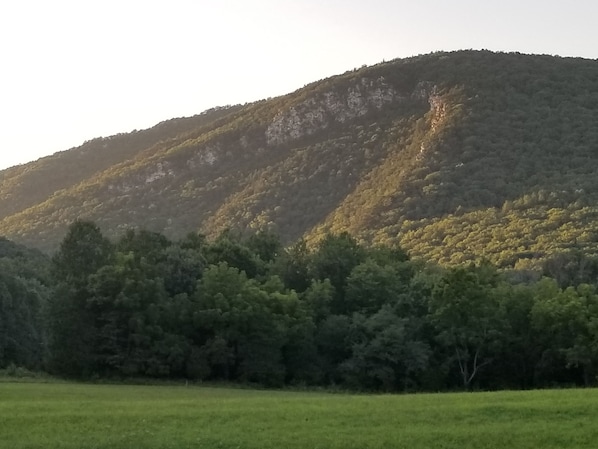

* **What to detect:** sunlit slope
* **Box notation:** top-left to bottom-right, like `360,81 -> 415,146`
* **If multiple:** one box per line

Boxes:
2,51 -> 598,268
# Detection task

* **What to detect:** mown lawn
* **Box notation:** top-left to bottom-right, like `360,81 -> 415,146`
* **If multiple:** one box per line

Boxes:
1,381 -> 597,448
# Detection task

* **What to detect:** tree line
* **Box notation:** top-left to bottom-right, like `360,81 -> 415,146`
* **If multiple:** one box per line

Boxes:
2,220 -> 598,391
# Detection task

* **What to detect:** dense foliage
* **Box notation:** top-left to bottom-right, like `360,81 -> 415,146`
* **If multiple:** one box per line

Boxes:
0,238 -> 51,370
4,222 -> 598,391
2,51 -> 598,271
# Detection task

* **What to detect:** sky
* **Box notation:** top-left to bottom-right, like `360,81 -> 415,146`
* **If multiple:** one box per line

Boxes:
1,0 -> 597,171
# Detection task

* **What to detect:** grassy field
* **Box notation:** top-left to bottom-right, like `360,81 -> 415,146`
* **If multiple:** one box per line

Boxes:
1,381 -> 597,449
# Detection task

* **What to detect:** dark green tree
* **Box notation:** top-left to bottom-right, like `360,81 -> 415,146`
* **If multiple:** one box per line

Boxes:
532,279 -> 598,386
193,263 -> 294,385
273,239 -> 312,293
204,230 -> 262,279
47,220 -> 114,376
0,271 -> 47,369
345,259 -> 406,315
310,232 -> 366,314
51,220 -> 114,285
341,305 -> 430,391
430,263 -> 504,390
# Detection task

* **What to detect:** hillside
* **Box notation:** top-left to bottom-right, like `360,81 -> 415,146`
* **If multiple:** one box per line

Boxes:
2,50 -> 598,269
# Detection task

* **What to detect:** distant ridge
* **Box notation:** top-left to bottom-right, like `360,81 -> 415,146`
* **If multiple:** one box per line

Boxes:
2,50 -> 598,270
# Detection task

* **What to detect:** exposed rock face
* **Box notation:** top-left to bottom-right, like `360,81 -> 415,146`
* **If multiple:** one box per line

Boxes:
264,77 -> 448,147
412,81 -> 449,134
187,145 -> 219,170
412,80 -> 436,100
428,93 -> 448,133
145,162 -> 173,184
265,77 -> 397,145
265,100 -> 326,146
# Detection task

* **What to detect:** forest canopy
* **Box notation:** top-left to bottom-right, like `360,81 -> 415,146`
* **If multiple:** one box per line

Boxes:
3,221 -> 598,392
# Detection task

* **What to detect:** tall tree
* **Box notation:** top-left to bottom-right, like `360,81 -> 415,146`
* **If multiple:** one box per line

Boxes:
51,220 -> 114,285
0,271 -> 47,369
341,305 -> 430,391
193,263 -> 293,385
345,259 -> 407,315
532,279 -> 598,386
273,239 -> 312,293
204,230 -> 262,279
430,263 -> 504,390
310,232 -> 366,314
47,220 -> 114,376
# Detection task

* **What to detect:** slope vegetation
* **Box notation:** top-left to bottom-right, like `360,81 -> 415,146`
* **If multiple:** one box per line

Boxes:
2,51 -> 598,269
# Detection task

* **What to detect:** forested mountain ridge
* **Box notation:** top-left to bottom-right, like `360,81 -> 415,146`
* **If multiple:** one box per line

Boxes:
2,50 -> 598,270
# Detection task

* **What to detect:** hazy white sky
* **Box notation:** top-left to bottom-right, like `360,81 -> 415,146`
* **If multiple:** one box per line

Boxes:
1,0 -> 597,170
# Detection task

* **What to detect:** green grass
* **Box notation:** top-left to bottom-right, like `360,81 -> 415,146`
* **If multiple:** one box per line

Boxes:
1,382 -> 597,448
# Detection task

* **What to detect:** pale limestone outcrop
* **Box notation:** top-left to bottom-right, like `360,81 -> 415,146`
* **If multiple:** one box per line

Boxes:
266,77 -> 397,146
186,145 -> 219,170
145,162 -> 173,184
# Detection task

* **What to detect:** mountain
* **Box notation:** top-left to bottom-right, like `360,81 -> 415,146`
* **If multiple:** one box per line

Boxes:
2,50 -> 598,270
